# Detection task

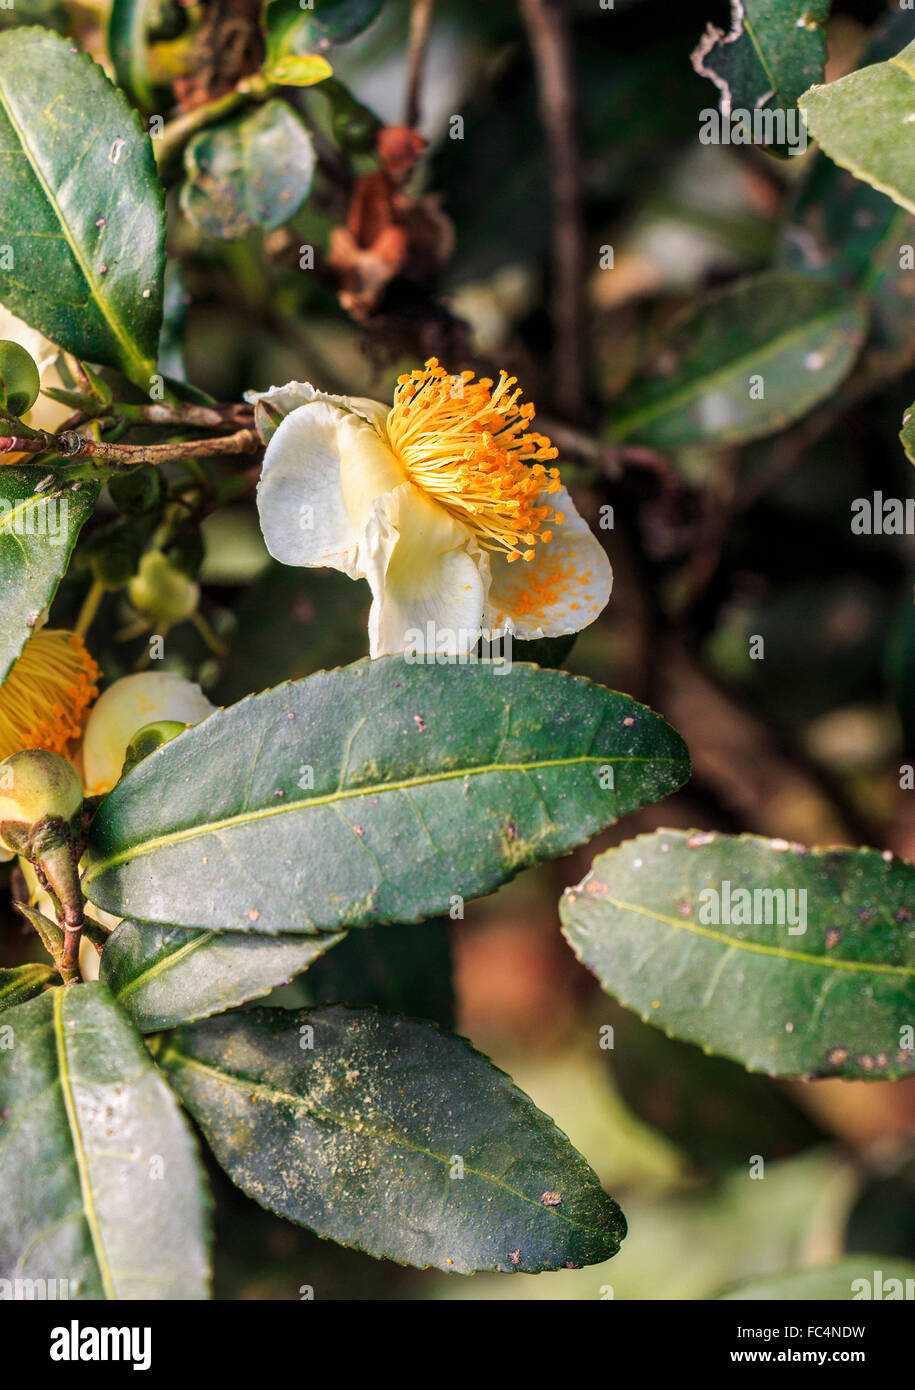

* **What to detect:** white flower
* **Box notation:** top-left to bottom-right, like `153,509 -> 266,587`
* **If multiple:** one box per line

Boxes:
0,302 -> 73,435
251,360 -> 612,658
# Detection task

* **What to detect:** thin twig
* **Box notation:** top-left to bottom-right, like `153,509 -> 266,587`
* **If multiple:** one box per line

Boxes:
0,428 -> 260,467
404,0 -> 436,129
519,0 -> 589,419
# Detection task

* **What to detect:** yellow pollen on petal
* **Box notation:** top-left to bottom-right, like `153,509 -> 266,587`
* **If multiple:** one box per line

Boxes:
0,630 -> 100,762
384,359 -> 561,562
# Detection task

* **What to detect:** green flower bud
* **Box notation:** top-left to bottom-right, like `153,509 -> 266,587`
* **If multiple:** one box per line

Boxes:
127,549 -> 200,625
0,340 -> 41,418
121,720 -> 186,777
0,750 -> 83,850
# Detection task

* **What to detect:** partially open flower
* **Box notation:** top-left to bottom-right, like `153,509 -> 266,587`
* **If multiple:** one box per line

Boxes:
253,360 -> 612,657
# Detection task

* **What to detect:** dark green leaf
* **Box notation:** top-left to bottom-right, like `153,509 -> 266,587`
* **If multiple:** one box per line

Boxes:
83,657 -> 690,933
0,28 -> 165,385
0,983 -> 210,1297
101,920 -> 343,1032
0,471 -> 98,682
560,829 -> 915,1080
611,272 -> 867,449
0,962 -> 58,1011
162,1004 -> 626,1273
262,0 -> 383,66
693,1 -> 829,156
180,100 -> 316,241
800,38 -> 915,218
107,0 -> 158,110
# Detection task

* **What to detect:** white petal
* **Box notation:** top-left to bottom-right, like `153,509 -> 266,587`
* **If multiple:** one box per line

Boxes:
82,673 -> 215,795
363,483 -> 489,658
246,380 -> 389,441
483,485 -> 612,639
258,401 -> 405,575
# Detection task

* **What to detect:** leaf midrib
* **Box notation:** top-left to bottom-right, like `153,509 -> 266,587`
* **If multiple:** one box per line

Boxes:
165,1047 -> 615,1243
83,752 -> 684,881
577,889 -> 915,977
0,72 -> 150,382
614,296 -> 859,439
52,989 -> 115,1298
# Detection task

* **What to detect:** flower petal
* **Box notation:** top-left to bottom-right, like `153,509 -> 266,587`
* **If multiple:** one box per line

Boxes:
483,485 -> 612,639
363,483 -> 489,658
246,380 -> 389,442
82,673 -> 215,796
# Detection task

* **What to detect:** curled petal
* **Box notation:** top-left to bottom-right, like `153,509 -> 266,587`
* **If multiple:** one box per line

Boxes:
246,380 -> 389,442
483,486 -> 612,640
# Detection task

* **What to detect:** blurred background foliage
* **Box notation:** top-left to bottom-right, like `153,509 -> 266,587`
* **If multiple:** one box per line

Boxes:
4,0 -> 915,1298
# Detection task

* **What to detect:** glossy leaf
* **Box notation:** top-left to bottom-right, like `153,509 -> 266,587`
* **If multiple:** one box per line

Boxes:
180,100 -> 316,241
101,920 -> 344,1032
0,471 -> 98,682
560,829 -> 915,1080
611,272 -> 867,449
107,0 -> 158,110
83,657 -> 690,933
262,0 -> 383,66
800,38 -> 915,217
693,0 -> 829,155
0,962 -> 58,1011
162,1004 -> 626,1273
0,983 -> 210,1298
0,28 -> 164,385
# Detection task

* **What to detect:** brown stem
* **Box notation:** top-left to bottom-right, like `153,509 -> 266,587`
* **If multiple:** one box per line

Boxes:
519,0 -> 588,419
0,427 -> 261,468
404,0 -> 436,129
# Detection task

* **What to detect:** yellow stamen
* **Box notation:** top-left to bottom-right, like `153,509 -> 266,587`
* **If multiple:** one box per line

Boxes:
385,359 -> 561,562
0,630 -> 99,762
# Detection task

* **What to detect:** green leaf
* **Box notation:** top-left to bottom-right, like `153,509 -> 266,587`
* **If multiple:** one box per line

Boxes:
721,1256 -> 915,1300
611,272 -> 867,449
0,983 -> 210,1297
180,100 -> 316,241
560,829 -> 915,1080
0,962 -> 58,1011
264,54 -> 334,88
901,401 -> 915,464
693,0 -> 829,156
262,0 -> 383,67
800,38 -> 915,217
107,0 -> 158,110
0,28 -> 165,386
0,471 -> 98,682
83,657 -> 690,934
162,1004 -> 626,1273
100,920 -> 344,1032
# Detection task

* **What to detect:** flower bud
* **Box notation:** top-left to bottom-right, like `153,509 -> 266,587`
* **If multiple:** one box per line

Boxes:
121,720 -> 187,777
127,549 -> 200,625
0,339 -> 40,418
0,750 -> 83,850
